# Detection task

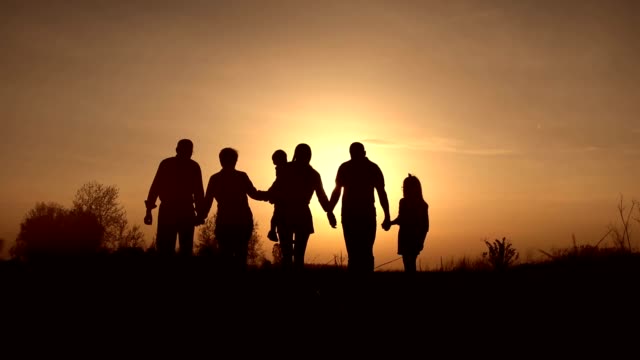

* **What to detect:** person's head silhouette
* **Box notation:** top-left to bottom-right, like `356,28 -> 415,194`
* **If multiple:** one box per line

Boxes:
292,143 -> 312,164
219,147 -> 238,169
403,174 -> 423,200
272,149 -> 287,167
176,139 -> 194,159
349,142 -> 366,160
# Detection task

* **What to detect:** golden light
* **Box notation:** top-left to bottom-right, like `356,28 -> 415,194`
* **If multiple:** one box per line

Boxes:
272,105 -> 410,265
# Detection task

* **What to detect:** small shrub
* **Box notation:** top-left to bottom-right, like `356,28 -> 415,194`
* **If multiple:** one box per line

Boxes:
482,237 -> 519,271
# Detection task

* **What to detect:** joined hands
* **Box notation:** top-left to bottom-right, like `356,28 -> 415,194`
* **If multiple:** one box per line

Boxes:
381,217 -> 391,231
327,211 -> 337,228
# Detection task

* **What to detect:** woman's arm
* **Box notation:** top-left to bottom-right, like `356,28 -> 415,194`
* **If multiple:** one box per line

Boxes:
199,176 -> 216,221
245,173 -> 268,201
314,173 -> 331,213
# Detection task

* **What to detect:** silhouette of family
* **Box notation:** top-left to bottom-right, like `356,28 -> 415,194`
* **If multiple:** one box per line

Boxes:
144,139 -> 429,273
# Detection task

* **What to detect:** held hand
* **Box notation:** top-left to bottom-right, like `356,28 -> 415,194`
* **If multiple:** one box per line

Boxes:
381,217 -> 391,231
327,212 -> 337,229
144,210 -> 153,225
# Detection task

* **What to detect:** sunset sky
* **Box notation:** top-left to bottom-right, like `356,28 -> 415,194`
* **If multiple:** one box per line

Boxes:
2,0 -> 639,269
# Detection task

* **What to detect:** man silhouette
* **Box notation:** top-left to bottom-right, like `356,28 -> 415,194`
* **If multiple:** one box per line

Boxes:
144,139 -> 205,256
329,142 -> 391,273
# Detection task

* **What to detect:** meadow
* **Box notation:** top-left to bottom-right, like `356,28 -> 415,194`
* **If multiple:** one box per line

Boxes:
1,245 -> 638,358
3,197 -> 639,353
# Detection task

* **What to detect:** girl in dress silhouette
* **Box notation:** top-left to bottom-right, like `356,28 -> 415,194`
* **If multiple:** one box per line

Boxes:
389,174 -> 429,273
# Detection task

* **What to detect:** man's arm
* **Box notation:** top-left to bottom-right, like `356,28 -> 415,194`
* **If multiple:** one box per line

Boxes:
377,184 -> 391,231
326,185 -> 341,229
144,161 -> 164,225
375,165 -> 391,230
328,185 -> 342,212
145,161 -> 164,210
327,164 -> 343,212
376,184 -> 390,219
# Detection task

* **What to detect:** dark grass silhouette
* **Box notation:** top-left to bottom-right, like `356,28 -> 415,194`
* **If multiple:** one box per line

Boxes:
3,249 -> 639,324
1,253 -> 639,358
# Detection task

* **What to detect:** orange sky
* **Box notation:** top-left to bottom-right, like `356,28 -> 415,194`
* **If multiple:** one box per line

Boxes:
2,0 -> 639,269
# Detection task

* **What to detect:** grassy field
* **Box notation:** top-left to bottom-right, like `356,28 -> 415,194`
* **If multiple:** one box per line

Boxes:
2,250 -> 639,354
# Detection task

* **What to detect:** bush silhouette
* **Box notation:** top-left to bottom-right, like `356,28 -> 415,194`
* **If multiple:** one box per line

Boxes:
11,202 -> 104,261
482,237 -> 519,271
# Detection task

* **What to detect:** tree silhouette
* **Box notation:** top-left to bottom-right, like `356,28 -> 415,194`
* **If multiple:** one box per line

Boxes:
73,181 -> 144,251
195,214 -> 265,266
10,202 -> 104,260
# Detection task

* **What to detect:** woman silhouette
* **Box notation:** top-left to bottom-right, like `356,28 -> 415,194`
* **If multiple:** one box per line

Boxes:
265,143 -> 335,270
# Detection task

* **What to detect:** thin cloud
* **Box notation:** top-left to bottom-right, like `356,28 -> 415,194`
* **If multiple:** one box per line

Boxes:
555,145 -> 601,154
361,139 -> 395,146
455,148 -> 516,156
558,143 -> 640,154
363,137 -> 516,156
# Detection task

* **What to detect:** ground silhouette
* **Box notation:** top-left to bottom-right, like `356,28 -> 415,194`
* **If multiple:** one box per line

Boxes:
2,252 -> 639,351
